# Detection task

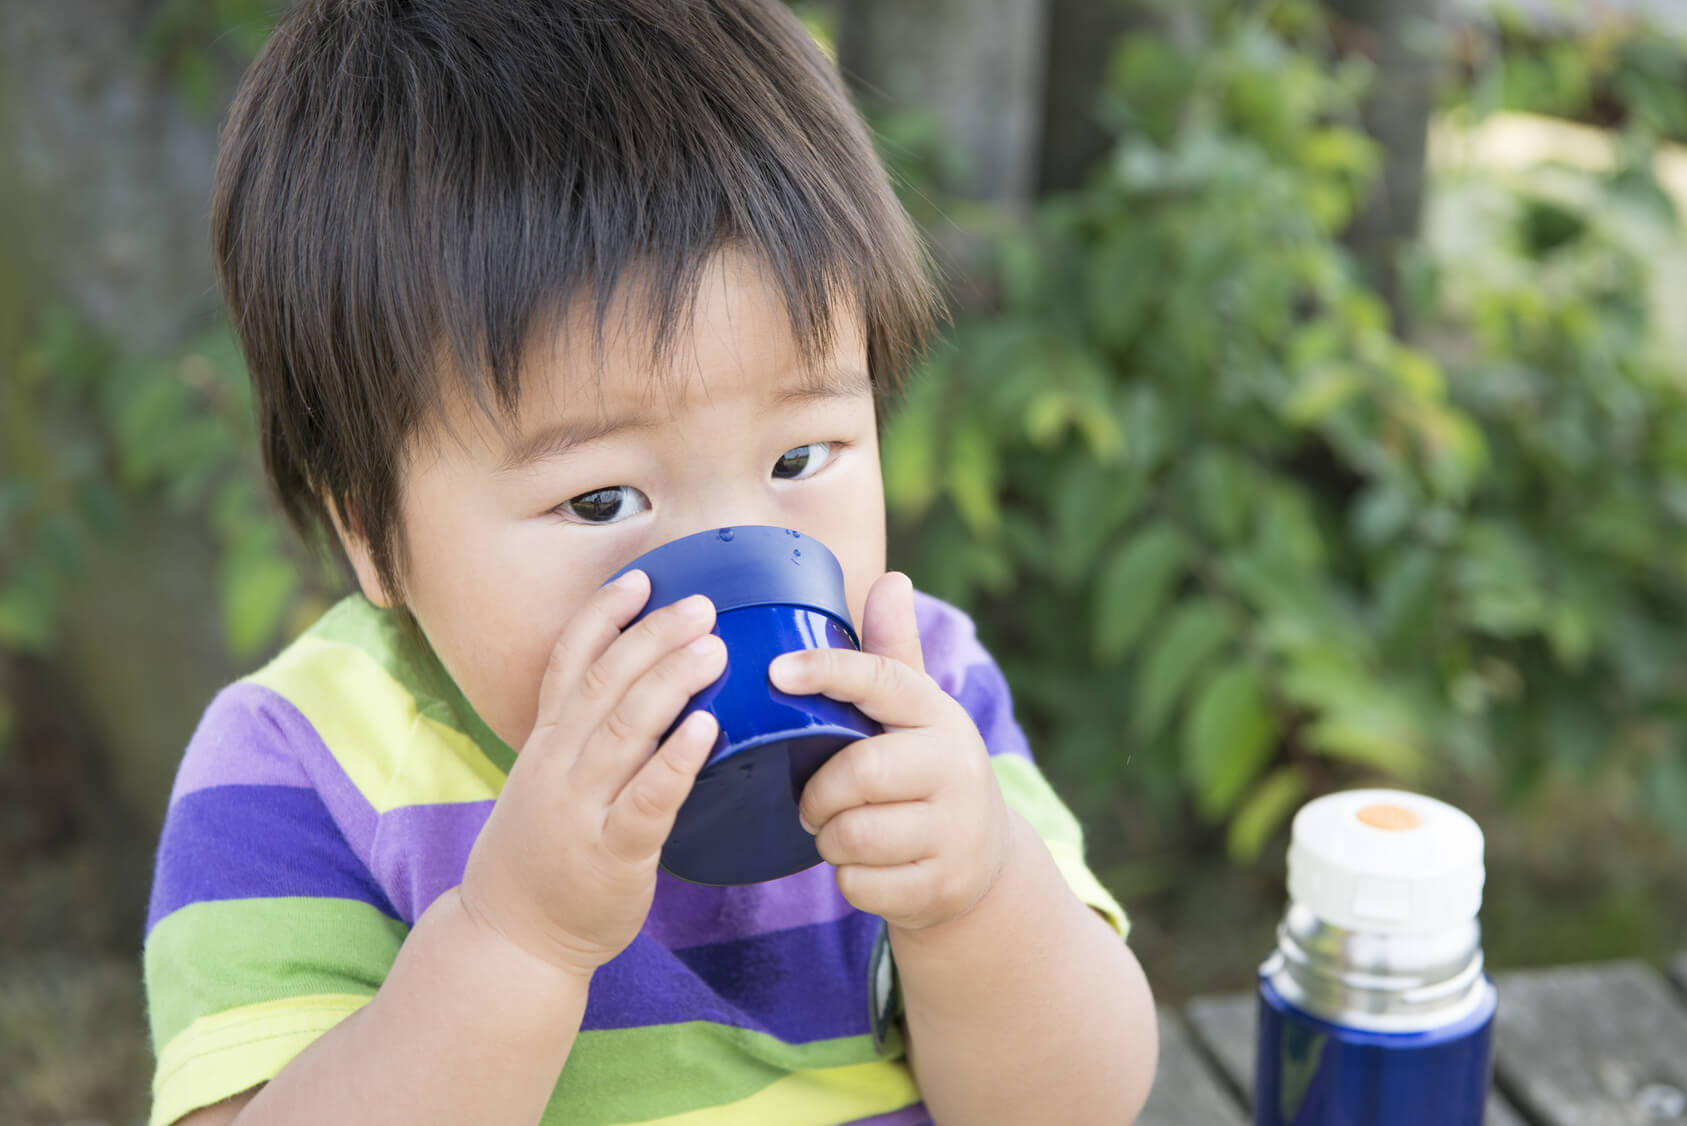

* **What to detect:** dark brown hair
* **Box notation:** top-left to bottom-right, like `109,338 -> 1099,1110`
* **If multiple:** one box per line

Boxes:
212,0 -> 939,599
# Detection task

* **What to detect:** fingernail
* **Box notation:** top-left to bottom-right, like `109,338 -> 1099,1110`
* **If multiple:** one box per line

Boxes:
687,633 -> 722,657
678,594 -> 713,619
798,813 -> 817,835
609,568 -> 646,591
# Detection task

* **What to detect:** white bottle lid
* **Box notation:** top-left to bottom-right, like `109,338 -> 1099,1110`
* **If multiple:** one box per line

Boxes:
1286,788 -> 1486,934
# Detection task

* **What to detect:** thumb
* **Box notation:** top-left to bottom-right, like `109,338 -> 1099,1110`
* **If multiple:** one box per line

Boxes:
860,571 -> 925,675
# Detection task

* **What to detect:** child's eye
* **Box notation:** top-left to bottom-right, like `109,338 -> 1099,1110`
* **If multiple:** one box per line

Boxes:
771,443 -> 835,481
559,486 -> 650,524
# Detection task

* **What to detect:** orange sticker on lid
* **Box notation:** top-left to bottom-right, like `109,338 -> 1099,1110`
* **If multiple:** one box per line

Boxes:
1356,803 -> 1422,831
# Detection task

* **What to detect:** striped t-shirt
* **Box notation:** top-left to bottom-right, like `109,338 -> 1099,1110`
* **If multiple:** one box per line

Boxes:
144,590 -> 1127,1126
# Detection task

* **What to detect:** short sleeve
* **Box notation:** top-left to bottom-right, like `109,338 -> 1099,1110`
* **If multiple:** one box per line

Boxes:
143,683 -> 409,1126
913,592 -> 1130,941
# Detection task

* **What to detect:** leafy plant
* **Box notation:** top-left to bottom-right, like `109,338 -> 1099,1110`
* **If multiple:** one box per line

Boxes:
881,0 -> 1687,860
0,308 -> 324,663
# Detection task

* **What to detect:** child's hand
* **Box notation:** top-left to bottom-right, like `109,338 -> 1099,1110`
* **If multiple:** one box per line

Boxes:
459,569 -> 726,978
770,572 -> 1012,932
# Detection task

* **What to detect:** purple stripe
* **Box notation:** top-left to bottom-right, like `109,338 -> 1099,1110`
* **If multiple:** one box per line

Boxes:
171,682 -> 379,864
912,593 -> 1033,762
369,800 -> 492,923
172,681 -> 332,796
914,591 -> 978,700
956,659 -> 1033,762
642,864 -> 856,949
146,784 -> 401,932
583,912 -> 881,1041
850,1106 -> 931,1126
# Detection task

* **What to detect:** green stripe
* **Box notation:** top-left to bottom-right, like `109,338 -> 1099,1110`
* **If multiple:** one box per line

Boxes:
304,596 -> 516,773
148,893 -> 900,1124
549,1025 -> 895,1126
994,755 -> 1130,936
145,897 -> 408,1050
993,753 -> 1085,850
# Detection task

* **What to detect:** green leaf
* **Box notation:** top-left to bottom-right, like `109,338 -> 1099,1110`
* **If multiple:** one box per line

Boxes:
1642,751 -> 1687,849
1025,390 -> 1070,448
0,565 -> 57,652
1072,397 -> 1126,463
1185,449 -> 1252,543
1134,598 -> 1235,742
881,371 -> 942,518
946,424 -> 1000,536
1352,483 -> 1415,548
1120,386 -> 1176,474
1051,463 -> 1148,586
1253,483 -> 1325,572
1303,716 -> 1425,779
1084,230 -> 1160,352
1226,765 -> 1308,864
1093,524 -> 1191,662
1285,363 -> 1365,426
1390,347 -> 1445,400
1299,127 -> 1378,179
1183,663 -> 1278,821
222,547 -> 300,657
1457,521 -> 1546,638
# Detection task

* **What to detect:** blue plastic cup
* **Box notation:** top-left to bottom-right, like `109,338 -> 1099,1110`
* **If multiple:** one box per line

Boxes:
606,526 -> 880,885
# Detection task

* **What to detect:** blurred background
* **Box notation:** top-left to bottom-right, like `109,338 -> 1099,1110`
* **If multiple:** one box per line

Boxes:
4,0 -> 1687,1120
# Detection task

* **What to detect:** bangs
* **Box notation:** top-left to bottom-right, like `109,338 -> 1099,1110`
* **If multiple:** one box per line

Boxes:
214,0 -> 939,591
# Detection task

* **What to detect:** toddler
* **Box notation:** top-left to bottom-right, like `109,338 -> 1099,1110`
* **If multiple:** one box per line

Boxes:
143,1 -> 1158,1123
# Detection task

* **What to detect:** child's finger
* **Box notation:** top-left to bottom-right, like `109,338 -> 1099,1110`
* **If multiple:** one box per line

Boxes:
834,861 -> 933,926
860,571 -> 925,675
798,731 -> 944,834
572,631 -> 726,798
532,569 -> 652,734
767,647 -> 936,729
555,593 -> 717,736
603,709 -> 718,861
813,800 -> 935,868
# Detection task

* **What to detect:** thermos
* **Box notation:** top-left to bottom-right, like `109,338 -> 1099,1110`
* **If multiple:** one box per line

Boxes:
1255,789 -> 1498,1126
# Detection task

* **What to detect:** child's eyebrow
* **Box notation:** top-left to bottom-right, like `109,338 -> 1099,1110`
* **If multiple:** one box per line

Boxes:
774,365 -> 871,405
496,366 -> 870,473
496,412 -> 658,473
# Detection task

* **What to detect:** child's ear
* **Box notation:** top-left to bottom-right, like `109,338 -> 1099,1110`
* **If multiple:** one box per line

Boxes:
323,499 -> 397,609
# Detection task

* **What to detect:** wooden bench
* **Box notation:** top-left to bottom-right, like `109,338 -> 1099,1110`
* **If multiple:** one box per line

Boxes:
1142,956 -> 1687,1125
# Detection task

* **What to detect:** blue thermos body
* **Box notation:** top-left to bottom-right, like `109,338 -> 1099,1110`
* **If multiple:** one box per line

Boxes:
1255,790 -> 1498,1126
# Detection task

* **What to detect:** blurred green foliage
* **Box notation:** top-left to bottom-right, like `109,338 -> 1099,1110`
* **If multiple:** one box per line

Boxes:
3,0 -> 1685,868
879,0 -> 1687,859
0,309 -> 316,662
1461,7 -> 1687,139
0,0 -> 313,687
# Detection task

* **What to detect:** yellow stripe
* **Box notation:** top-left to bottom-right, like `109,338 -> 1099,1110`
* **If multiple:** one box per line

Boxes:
992,755 -> 1131,940
636,1059 -> 921,1125
249,635 -> 506,811
1047,839 -> 1131,941
150,993 -> 370,1126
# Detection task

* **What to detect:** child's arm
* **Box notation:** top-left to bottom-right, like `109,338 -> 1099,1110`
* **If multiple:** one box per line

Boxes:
771,573 -> 1158,1124
884,817 -> 1157,1123
177,887 -> 593,1125
162,571 -> 726,1126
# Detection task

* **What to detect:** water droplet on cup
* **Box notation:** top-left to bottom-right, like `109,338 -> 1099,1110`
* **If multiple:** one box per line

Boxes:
717,527 -> 735,542
791,549 -> 802,564
785,528 -> 801,538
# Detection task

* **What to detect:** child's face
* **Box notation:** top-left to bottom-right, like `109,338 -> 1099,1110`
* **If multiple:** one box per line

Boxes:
364,250 -> 886,751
